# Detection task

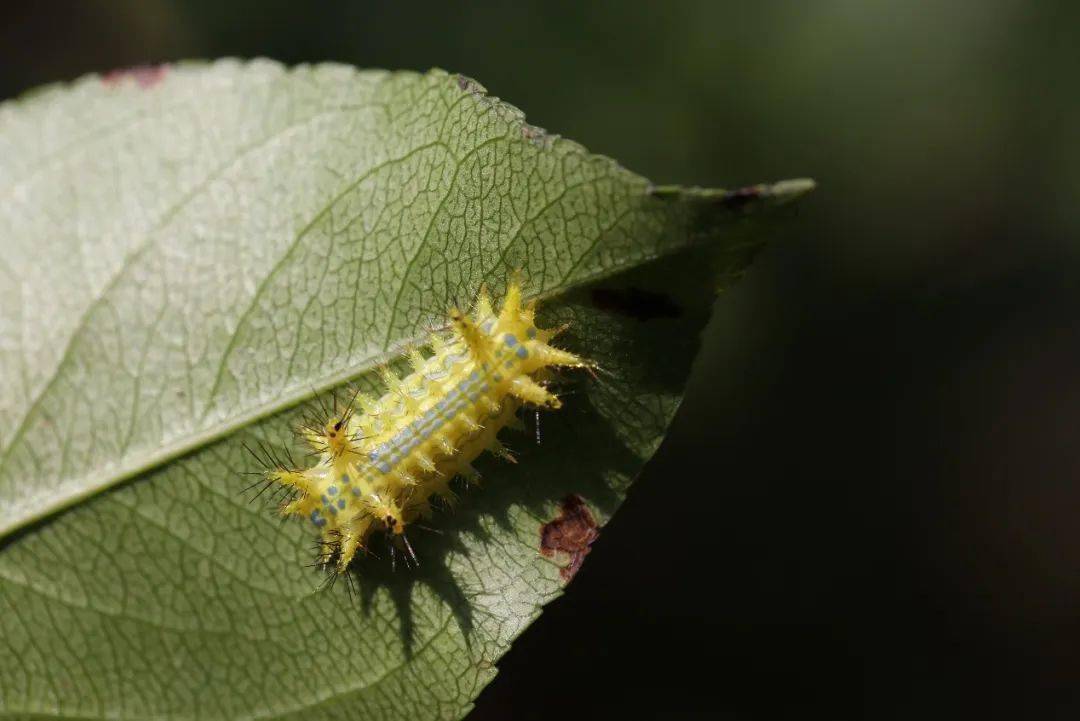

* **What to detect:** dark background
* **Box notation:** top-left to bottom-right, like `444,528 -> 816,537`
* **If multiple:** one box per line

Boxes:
4,1 -> 1078,718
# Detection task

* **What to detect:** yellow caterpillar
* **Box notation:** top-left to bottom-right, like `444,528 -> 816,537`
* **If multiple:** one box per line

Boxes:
262,278 -> 588,573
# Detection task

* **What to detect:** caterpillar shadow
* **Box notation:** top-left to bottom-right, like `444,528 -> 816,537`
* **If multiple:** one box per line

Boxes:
320,248 -> 724,658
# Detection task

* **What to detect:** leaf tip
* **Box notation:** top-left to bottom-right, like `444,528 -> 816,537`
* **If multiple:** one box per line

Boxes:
648,177 -> 816,211
769,177 -> 817,203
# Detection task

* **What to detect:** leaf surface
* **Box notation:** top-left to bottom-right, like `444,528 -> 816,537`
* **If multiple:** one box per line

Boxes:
0,61 -> 810,719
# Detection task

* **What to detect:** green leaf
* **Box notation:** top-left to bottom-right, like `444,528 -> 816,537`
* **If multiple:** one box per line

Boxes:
0,60 -> 811,719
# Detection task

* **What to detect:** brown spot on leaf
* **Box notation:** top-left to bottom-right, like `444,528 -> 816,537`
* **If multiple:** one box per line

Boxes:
590,287 -> 682,322
540,495 -> 600,582
102,64 -> 168,89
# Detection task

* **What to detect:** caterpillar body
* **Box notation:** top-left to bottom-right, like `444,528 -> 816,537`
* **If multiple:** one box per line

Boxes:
263,279 -> 588,573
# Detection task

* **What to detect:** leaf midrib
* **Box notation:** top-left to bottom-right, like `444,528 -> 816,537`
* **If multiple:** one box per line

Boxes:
0,232 -> 689,539
0,84 -> 488,536
0,77 -> 663,538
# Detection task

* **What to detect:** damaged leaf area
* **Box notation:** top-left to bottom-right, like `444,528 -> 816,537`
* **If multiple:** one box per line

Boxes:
0,60 -> 811,720
540,495 -> 601,582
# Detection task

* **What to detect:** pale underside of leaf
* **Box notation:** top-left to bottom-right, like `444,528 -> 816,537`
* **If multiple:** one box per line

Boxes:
0,60 -> 810,720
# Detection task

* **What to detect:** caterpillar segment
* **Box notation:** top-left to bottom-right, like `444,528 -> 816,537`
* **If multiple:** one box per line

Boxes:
267,280 -> 588,573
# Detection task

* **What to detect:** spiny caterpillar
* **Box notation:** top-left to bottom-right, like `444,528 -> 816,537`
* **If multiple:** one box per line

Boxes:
258,278 -> 589,573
